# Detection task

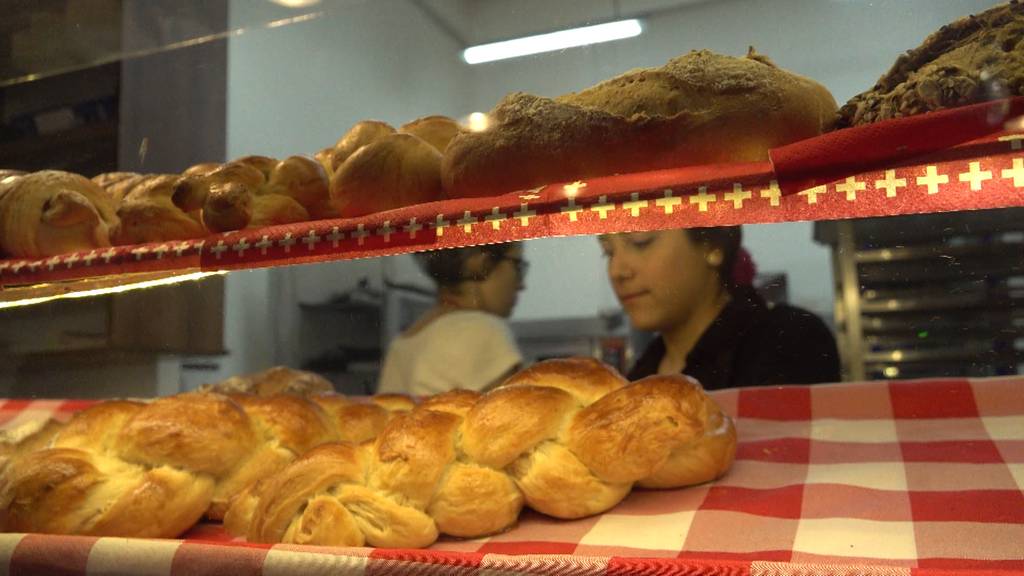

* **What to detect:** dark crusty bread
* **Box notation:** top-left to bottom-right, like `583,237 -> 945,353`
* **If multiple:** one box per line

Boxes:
837,1 -> 1024,127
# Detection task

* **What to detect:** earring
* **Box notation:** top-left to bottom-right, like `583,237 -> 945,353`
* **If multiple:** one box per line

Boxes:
707,250 -> 723,267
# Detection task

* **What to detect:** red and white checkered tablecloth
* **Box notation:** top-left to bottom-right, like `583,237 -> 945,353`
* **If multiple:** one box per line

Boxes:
1,376 -> 1021,575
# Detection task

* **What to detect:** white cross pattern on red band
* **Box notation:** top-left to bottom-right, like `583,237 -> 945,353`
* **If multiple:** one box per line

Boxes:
656,189 -> 682,214
327,227 -> 344,247
723,183 -> 753,208
690,186 -> 717,211
591,196 -> 615,219
835,176 -> 866,201
485,208 -> 506,230
403,219 -> 423,239
210,241 -> 228,259
303,230 -> 321,250
233,239 -> 251,257
255,235 -> 273,255
759,181 -> 781,207
917,165 -> 949,194
959,161 -> 993,191
433,214 -> 449,237
623,192 -> 648,217
798,185 -> 827,205
1002,158 -> 1024,187
279,233 -> 296,253
457,211 -> 477,233
875,170 -> 907,198
513,203 -> 536,226
353,224 -> 369,245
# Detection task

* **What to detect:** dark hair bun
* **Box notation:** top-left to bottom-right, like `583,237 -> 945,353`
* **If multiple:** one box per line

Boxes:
415,243 -> 520,288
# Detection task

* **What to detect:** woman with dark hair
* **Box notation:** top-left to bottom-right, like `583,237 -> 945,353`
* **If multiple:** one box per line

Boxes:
377,242 -> 527,396
599,227 -> 839,390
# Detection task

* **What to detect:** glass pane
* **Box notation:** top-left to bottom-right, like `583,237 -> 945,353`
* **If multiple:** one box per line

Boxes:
1,0 -> 1020,398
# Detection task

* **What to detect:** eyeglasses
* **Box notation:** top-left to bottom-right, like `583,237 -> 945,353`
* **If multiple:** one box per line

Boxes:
500,255 -> 530,278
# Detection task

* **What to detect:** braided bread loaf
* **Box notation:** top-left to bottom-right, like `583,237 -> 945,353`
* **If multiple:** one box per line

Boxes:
227,358 -> 736,548
198,366 -> 335,396
91,172 -> 207,245
0,369 -> 412,538
318,117 -> 463,218
103,154 -> 334,236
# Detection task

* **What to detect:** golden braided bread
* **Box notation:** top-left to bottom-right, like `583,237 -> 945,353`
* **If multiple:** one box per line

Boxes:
91,172 -> 207,245
176,155 -> 332,232
227,358 -> 736,548
0,368 -> 412,537
317,117 -> 462,218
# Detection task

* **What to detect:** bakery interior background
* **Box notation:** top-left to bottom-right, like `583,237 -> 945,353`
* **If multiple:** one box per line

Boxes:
0,0 -> 1017,397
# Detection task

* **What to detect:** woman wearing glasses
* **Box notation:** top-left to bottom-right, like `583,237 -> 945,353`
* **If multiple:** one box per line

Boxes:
600,226 -> 839,390
377,242 -> 528,396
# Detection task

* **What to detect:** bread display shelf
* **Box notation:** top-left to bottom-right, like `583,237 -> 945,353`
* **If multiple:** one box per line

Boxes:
1,98 -> 1022,293
1,375 -> 1022,575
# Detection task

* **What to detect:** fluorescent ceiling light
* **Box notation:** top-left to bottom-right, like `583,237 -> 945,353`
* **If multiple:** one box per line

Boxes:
463,19 -> 642,65
269,0 -> 321,8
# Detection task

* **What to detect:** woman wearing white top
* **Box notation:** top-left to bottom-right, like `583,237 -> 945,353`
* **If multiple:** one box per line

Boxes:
377,242 -> 527,396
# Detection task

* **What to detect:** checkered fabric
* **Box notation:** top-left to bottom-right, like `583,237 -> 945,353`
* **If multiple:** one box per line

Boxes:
1,376 -> 1021,575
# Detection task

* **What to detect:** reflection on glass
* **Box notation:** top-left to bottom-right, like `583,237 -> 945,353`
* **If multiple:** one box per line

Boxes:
2,213 -> 1022,399
377,243 -> 526,397
1,3 -> 325,87
598,226 -> 839,390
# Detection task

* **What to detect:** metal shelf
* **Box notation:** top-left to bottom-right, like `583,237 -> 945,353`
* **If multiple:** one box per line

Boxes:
858,257 -> 1024,284
856,239 -> 1024,264
863,345 -> 1021,364
859,292 -> 1019,313
816,208 -> 1024,381
861,308 -> 1024,334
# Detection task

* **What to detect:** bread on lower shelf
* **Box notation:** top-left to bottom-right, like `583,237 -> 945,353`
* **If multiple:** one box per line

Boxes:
0,360 -> 735,548
0,367 -> 410,535
227,358 -> 736,548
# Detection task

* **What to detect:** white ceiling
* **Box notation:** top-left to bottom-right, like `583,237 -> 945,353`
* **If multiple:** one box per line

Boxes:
417,0 -> 718,46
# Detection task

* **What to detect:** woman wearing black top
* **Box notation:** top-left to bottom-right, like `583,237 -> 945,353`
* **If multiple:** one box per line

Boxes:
599,226 -> 840,390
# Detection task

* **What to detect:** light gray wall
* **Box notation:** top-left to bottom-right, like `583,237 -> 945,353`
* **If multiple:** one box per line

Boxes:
222,0 -> 471,374
226,0 -> 472,159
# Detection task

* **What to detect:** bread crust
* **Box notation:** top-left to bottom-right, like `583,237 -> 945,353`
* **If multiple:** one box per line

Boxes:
443,49 -> 837,198
837,1 -> 1024,127
232,359 -> 737,548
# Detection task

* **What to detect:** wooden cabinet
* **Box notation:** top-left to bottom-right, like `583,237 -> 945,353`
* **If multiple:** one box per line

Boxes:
0,273 -> 225,398
0,273 -> 225,356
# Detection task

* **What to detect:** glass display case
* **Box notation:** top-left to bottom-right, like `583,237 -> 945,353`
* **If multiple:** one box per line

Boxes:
0,1 -> 1021,574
